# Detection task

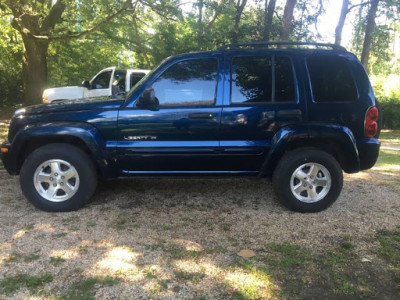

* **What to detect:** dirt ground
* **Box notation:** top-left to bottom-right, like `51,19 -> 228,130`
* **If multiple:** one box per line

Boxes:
0,123 -> 399,299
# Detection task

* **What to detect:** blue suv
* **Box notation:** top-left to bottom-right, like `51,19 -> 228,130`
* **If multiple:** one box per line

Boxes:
1,42 -> 381,212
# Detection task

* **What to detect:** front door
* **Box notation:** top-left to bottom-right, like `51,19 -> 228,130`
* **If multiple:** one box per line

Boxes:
85,67 -> 115,98
116,57 -> 223,174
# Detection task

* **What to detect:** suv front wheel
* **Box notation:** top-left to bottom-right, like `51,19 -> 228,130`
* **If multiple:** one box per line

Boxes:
20,143 -> 97,212
273,148 -> 343,212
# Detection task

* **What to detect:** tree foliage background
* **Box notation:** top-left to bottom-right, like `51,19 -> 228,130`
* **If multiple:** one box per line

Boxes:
0,0 -> 399,119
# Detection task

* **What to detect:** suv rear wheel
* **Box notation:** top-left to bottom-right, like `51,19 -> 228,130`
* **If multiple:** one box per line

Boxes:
20,143 -> 97,212
273,148 -> 343,212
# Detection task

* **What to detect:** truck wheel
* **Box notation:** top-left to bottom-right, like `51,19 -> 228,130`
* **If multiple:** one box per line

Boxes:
20,144 -> 97,212
272,148 -> 343,212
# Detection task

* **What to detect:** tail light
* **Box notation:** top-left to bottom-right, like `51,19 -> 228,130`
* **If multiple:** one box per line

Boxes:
365,106 -> 379,138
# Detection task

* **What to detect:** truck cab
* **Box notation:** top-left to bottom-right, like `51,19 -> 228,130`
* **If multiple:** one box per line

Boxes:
43,67 -> 150,103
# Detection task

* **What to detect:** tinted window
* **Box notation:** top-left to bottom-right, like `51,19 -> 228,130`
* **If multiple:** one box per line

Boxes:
231,56 -> 272,103
91,70 -> 112,89
307,56 -> 357,102
152,59 -> 218,106
131,73 -> 146,88
231,56 -> 295,104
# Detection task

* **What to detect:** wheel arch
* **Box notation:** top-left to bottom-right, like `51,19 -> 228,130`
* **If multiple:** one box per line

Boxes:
260,124 -> 360,176
10,122 -> 114,177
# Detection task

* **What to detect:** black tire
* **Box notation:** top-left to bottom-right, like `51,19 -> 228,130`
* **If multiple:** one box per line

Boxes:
20,143 -> 97,212
272,148 -> 343,213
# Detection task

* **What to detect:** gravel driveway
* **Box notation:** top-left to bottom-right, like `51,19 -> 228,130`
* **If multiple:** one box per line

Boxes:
1,126 -> 399,299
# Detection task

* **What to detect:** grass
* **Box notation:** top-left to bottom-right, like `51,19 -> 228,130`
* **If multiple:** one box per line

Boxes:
175,270 -> 206,282
226,259 -> 278,300
61,216 -> 80,225
226,235 -> 398,299
377,149 -> 400,166
380,129 -> 400,141
258,242 -> 311,269
0,273 -> 53,295
377,227 -> 400,268
50,256 -> 66,266
2,252 -> 21,263
55,275 -> 120,300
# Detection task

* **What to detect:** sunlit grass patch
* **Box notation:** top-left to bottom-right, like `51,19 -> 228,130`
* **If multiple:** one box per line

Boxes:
380,129 -> 400,141
94,246 -> 142,278
225,263 -> 278,300
376,149 -> 400,167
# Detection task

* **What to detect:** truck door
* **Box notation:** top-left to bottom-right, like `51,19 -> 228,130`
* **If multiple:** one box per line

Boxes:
85,67 -> 115,98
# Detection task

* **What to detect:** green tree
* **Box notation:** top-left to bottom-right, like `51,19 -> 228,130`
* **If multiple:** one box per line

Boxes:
0,0 -> 132,105
0,15 -> 23,106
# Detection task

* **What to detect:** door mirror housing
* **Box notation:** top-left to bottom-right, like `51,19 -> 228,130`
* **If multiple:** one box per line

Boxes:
82,80 -> 91,89
137,88 -> 159,109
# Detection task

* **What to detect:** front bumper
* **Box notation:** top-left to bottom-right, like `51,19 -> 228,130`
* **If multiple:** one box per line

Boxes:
357,138 -> 380,171
1,142 -> 17,175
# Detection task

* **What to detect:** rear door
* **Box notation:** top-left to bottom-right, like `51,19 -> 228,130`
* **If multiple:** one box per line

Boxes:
116,55 -> 224,173
219,51 -> 304,171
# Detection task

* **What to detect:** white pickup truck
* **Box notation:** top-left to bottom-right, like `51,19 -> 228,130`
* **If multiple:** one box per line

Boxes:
43,67 -> 150,103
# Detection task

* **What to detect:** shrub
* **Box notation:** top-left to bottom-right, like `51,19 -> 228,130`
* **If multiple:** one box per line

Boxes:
379,97 -> 400,129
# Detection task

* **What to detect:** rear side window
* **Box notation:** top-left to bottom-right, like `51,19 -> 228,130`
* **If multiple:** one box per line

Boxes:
131,73 -> 146,87
307,56 -> 357,102
231,56 -> 296,104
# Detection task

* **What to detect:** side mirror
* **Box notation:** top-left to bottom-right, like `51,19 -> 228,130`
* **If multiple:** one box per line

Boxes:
82,80 -> 91,89
137,88 -> 159,109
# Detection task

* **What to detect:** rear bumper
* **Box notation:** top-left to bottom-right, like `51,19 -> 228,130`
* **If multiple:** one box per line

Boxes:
357,138 -> 380,171
1,142 -> 17,175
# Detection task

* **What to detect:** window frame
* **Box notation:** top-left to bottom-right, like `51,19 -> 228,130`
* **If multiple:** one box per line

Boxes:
229,54 -> 298,106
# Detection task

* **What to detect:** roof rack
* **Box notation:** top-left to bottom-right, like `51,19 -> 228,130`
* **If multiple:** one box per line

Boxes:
217,41 -> 347,52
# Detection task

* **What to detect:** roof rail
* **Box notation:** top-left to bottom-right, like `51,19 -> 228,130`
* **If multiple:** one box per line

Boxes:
217,41 -> 347,52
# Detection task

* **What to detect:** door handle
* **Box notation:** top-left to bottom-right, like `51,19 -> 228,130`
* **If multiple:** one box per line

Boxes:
189,112 -> 214,119
277,109 -> 302,118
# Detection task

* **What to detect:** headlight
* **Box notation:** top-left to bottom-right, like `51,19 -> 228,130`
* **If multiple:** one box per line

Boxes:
43,92 -> 49,103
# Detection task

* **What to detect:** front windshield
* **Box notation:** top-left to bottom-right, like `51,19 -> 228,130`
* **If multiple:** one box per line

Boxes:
125,71 -> 152,100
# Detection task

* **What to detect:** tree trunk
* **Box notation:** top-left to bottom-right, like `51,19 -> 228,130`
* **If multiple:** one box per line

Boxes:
232,0 -> 248,43
263,0 -> 277,41
132,16 -> 151,69
21,35 -> 49,105
335,0 -> 349,45
280,0 -> 297,41
198,0 -> 204,49
361,0 -> 379,69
